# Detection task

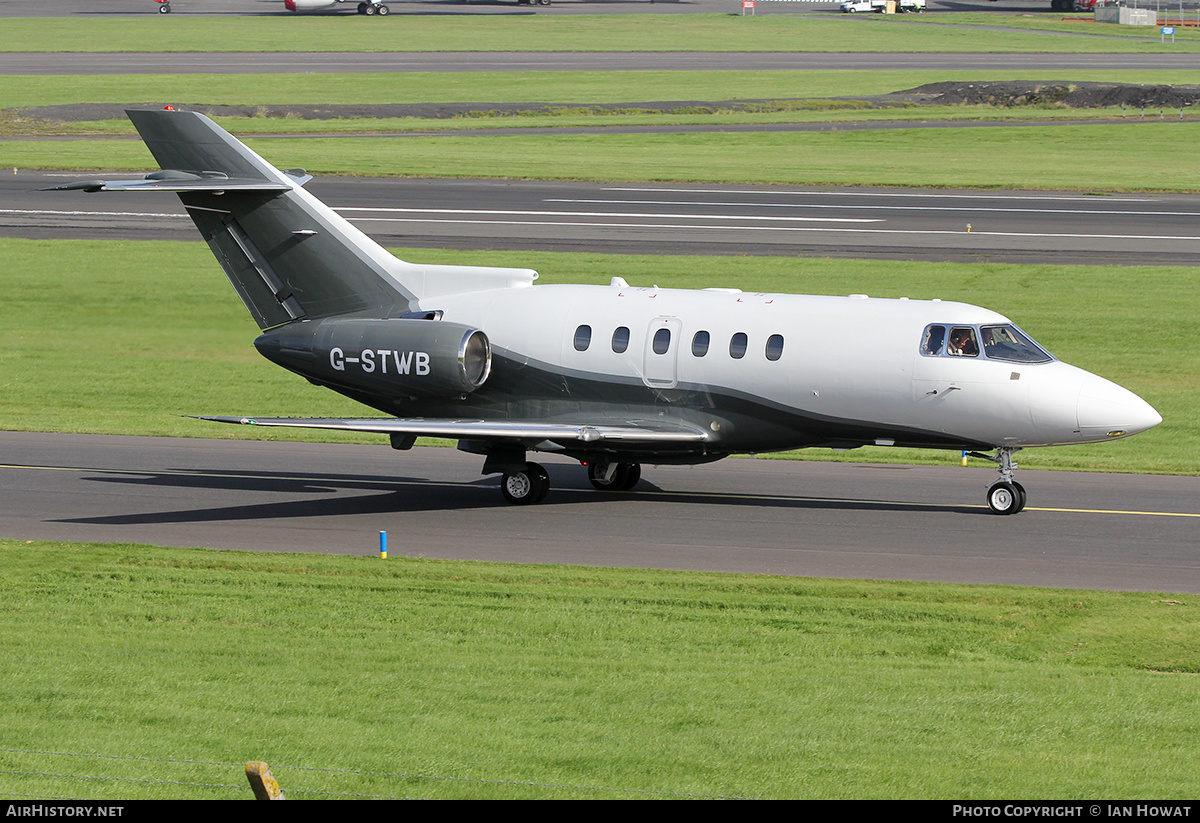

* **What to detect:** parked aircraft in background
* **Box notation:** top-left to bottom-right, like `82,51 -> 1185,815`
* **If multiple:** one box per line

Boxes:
153,0 -> 552,11
282,0 -> 553,12
47,109 -> 1161,512
151,0 -> 399,13
283,0 -> 393,13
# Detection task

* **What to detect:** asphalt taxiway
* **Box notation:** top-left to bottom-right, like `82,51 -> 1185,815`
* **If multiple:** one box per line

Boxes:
3,431 -> 1197,592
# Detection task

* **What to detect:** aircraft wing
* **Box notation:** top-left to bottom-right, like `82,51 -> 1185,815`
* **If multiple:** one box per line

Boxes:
195,416 -> 711,444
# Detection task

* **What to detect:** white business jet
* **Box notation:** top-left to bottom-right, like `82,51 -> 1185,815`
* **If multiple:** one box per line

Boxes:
47,109 -> 1161,513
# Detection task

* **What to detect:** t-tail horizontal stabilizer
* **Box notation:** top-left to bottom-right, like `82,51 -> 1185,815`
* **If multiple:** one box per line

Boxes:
46,108 -> 539,330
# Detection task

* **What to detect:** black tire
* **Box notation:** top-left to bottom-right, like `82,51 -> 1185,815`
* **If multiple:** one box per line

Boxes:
364,3 -> 376,13
158,3 -> 171,12
987,482 -> 1021,515
376,3 -> 389,14
588,461 -> 641,492
502,462 -> 550,505
1012,481 -> 1027,513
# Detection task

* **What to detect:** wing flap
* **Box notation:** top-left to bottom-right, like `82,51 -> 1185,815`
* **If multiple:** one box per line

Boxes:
194,415 -> 710,444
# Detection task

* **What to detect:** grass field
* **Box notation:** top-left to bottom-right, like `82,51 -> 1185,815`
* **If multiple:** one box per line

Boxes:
2,541 -> 1199,799
9,69 -> 1200,111
9,121 -> 1200,192
3,14 -> 1198,54
1,239 -> 1192,475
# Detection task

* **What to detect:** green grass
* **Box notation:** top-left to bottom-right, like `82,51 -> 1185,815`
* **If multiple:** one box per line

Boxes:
3,14 -> 1198,54
916,11 -> 1200,36
10,122 -> 1200,192
1,541 -> 1199,799
0,239 -> 1192,474
5,69 -> 1200,110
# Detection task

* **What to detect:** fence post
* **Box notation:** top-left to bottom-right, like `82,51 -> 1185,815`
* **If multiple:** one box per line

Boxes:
246,761 -> 286,800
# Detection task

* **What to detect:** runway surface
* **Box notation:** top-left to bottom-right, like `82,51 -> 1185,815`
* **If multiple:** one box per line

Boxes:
3,431 -> 1198,593
11,171 -> 1200,264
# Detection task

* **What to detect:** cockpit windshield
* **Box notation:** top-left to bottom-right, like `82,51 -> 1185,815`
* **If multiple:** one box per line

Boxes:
979,325 -> 1052,363
920,323 -> 1053,363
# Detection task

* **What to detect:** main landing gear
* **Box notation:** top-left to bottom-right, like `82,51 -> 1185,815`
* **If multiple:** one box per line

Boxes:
357,2 -> 390,13
489,453 -> 643,505
586,460 -> 641,492
969,447 -> 1026,515
500,462 -> 550,505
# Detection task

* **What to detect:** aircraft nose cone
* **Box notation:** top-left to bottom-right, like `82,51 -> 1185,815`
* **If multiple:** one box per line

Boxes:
1077,374 -> 1162,439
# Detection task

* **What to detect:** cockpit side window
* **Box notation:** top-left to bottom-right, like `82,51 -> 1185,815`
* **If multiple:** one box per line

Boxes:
947,327 -> 979,357
981,324 -> 1053,363
921,325 -> 946,357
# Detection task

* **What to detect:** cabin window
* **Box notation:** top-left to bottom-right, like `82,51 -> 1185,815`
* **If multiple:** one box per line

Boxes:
947,327 -> 979,357
981,324 -> 1053,364
612,326 -> 630,353
921,325 -> 946,357
573,325 -> 592,352
692,330 -> 710,357
729,332 -> 748,360
652,327 -> 672,355
765,334 -> 784,362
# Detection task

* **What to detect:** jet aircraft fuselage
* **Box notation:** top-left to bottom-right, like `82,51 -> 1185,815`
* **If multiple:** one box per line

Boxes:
48,109 -> 1161,512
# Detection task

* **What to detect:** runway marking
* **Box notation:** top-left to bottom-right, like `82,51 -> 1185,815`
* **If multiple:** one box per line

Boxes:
16,206 -> 1199,243
336,207 -> 882,224
547,198 -> 1200,218
4,463 -> 1199,518
606,187 -> 1158,203
0,209 -> 187,219
342,215 -> 1200,242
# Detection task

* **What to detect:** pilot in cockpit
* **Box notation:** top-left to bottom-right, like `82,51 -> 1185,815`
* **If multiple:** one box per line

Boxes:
947,328 -> 978,357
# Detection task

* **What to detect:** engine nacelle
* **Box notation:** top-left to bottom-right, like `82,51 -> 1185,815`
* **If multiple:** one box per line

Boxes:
255,317 -> 491,399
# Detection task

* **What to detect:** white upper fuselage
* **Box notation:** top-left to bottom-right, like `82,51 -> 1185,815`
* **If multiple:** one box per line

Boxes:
422,281 -> 1161,451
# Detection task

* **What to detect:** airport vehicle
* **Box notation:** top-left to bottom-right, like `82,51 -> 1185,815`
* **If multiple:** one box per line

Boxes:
47,109 -> 1161,512
840,0 -> 924,12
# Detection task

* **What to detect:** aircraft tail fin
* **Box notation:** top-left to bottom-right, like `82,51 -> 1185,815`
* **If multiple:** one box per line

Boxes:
49,109 -> 540,329
123,108 -> 420,329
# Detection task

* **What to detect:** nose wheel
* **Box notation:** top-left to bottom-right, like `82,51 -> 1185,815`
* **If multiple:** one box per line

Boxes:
987,480 -> 1027,515
971,447 -> 1028,515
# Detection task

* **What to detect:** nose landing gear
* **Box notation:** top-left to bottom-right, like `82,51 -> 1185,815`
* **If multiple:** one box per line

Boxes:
970,447 -> 1027,515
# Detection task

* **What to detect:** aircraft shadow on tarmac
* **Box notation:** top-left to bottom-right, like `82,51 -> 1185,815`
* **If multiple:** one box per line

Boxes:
58,466 -> 982,526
